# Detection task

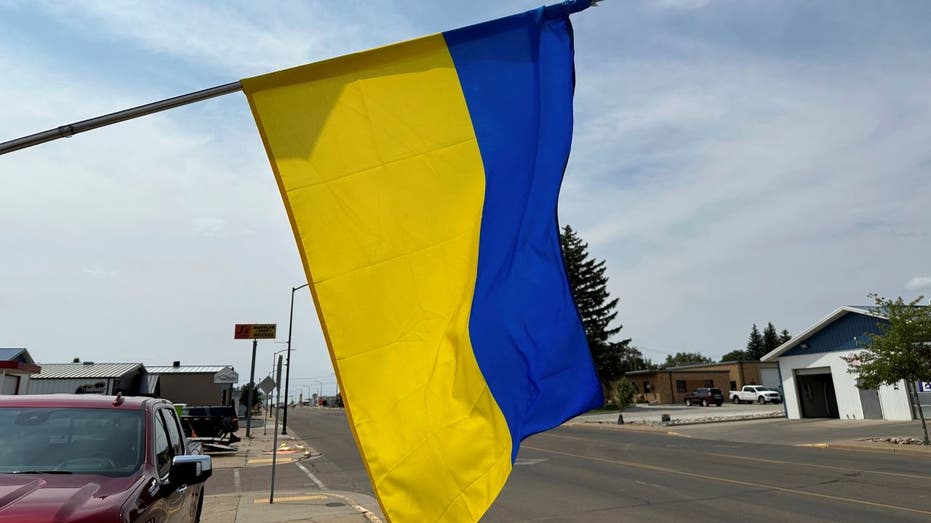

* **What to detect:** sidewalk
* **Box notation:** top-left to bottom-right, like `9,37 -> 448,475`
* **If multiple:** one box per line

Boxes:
200,420 -> 384,523
570,405 -> 931,454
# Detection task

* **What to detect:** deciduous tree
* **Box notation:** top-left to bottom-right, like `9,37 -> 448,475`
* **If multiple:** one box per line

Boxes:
843,294 -> 931,444
720,349 -> 748,362
663,352 -> 713,367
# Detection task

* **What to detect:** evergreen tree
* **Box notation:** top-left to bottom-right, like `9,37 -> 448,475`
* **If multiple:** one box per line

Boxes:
779,329 -> 792,344
560,225 -> 634,389
762,322 -> 780,355
746,324 -> 765,360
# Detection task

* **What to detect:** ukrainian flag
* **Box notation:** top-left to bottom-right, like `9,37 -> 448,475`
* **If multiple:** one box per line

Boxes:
243,2 -> 602,521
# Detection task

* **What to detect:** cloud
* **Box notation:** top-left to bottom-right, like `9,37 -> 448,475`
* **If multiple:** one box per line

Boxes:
82,265 -> 119,280
3,0 -> 930,373
27,0 -> 419,76
647,0 -> 715,10
906,277 -> 931,291
191,217 -> 228,238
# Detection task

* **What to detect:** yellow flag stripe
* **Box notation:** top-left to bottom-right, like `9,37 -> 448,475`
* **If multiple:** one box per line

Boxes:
242,34 -> 512,522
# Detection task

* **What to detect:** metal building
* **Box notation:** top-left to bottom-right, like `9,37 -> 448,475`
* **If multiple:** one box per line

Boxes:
0,348 -> 41,395
146,362 -> 239,406
28,362 -> 146,396
761,306 -> 913,420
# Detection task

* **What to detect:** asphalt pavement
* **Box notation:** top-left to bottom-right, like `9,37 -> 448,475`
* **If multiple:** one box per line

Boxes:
199,414 -> 384,523
202,404 -> 931,523
488,421 -> 931,522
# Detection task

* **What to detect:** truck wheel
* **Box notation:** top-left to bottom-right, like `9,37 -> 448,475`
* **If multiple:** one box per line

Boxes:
757,396 -> 765,404
701,399 -> 708,407
685,399 -> 692,406
732,396 -> 740,404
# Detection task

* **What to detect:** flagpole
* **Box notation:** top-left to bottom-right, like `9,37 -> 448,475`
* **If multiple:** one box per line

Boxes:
0,81 -> 242,155
0,0 -> 602,157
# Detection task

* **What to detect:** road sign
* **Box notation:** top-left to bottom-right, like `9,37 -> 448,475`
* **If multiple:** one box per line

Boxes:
234,323 -> 277,339
258,376 -> 277,394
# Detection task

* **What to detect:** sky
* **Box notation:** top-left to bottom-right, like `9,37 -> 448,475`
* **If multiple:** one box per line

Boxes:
2,0 -> 930,394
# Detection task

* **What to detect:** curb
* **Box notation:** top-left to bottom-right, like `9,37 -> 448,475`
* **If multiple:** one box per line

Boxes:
569,412 -> 786,429
799,440 -> 931,456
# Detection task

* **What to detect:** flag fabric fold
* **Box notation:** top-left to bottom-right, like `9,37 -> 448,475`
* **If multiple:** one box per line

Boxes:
242,3 -> 602,521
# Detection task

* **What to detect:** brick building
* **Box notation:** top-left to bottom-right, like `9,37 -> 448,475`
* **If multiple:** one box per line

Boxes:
625,361 -> 779,405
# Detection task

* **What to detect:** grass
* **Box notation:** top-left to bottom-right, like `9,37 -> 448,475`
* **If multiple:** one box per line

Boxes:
588,404 -> 620,412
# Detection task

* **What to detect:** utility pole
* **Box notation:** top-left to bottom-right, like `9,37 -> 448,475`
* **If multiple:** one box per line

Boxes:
282,283 -> 309,435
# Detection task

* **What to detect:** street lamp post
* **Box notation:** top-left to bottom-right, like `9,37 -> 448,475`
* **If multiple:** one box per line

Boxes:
267,348 -> 290,418
282,283 -> 309,435
264,347 -> 290,437
310,380 -> 324,398
299,385 -> 311,407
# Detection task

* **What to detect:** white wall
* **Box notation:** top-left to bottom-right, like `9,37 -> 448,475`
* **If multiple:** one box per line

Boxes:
760,367 -> 781,389
27,378 -> 114,395
878,383 -> 913,420
777,352 -> 912,421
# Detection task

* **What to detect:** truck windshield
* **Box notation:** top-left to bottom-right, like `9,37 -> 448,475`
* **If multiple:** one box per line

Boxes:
0,407 -> 144,476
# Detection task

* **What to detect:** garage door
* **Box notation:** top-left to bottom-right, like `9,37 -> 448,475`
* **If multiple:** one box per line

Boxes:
794,368 -> 839,418
760,367 -> 780,389
1,375 -> 20,395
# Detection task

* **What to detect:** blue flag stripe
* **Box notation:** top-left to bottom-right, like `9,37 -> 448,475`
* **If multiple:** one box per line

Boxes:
445,7 -> 604,461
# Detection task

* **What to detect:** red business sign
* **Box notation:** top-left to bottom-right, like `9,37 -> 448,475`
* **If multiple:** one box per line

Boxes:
234,324 -> 277,339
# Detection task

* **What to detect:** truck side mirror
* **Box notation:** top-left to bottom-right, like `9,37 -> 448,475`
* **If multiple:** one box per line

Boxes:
169,455 -> 213,486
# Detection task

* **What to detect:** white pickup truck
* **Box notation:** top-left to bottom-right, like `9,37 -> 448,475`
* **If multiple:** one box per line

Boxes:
729,385 -> 782,404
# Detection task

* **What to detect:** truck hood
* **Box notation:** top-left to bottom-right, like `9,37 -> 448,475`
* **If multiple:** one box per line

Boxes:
0,474 -> 141,522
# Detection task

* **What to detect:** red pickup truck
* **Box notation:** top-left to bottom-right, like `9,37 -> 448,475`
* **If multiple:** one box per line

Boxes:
0,394 -> 212,522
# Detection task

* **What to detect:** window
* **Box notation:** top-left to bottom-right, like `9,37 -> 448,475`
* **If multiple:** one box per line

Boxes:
676,380 -> 686,393
703,380 -> 714,388
154,411 -> 172,478
160,409 -> 184,457
643,382 -> 652,393
730,381 -> 737,391
0,407 -> 143,475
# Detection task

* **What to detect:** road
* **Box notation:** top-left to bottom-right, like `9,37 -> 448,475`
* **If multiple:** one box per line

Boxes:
267,408 -> 931,522
284,407 -> 375,495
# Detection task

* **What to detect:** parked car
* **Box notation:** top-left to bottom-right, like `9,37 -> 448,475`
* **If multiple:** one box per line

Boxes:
180,405 -> 239,441
684,387 -> 725,406
0,393 -> 212,522
729,385 -> 782,404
